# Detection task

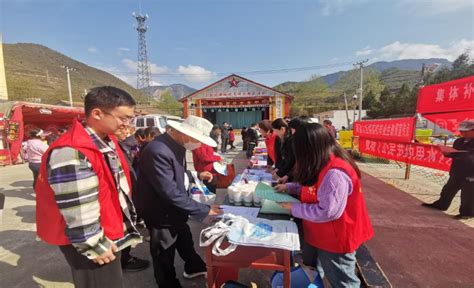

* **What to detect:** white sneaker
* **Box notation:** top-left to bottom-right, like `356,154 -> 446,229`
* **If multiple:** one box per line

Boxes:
183,271 -> 207,279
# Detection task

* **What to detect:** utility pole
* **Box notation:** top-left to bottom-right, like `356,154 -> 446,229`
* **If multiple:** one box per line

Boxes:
343,92 -> 350,128
354,59 -> 368,121
62,65 -> 76,107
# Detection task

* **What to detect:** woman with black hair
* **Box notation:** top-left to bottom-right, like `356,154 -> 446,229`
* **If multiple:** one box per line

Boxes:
276,122 -> 373,287
258,120 -> 279,168
271,118 -> 289,176
271,118 -> 306,183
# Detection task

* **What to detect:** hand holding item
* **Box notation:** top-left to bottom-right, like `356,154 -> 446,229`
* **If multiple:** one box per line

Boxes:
278,175 -> 289,184
278,202 -> 292,211
208,205 -> 223,216
199,171 -> 213,182
92,243 -> 118,265
439,145 -> 467,156
274,184 -> 288,193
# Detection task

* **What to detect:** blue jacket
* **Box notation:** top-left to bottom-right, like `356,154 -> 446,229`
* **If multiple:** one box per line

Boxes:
137,133 -> 210,228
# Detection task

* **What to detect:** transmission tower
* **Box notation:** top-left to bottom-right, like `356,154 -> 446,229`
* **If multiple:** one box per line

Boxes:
133,12 -> 152,95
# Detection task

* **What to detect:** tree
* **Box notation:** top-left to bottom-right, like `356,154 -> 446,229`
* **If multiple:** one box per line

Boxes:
156,90 -> 182,116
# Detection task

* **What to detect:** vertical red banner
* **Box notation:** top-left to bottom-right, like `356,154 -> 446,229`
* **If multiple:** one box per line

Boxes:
417,76 -> 474,114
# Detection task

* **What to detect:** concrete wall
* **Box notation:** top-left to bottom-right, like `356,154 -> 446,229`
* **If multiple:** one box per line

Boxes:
313,110 -> 367,130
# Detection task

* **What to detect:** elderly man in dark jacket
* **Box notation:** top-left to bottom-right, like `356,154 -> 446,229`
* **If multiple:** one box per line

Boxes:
137,115 -> 222,287
422,120 -> 474,219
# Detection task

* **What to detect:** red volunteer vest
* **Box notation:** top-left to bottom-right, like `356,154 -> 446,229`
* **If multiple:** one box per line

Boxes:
35,119 -> 132,245
265,133 -> 277,163
300,156 -> 374,253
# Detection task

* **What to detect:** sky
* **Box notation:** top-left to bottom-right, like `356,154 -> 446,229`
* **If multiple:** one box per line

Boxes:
1,0 -> 473,89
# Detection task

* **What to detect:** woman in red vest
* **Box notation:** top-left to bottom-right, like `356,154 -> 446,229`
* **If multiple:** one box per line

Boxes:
278,122 -> 373,287
192,143 -> 223,193
258,120 -> 278,168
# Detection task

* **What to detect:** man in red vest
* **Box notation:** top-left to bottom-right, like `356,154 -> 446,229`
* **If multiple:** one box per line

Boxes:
36,87 -> 142,288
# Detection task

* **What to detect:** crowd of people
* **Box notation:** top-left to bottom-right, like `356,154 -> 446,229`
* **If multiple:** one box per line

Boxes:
30,85 -> 474,288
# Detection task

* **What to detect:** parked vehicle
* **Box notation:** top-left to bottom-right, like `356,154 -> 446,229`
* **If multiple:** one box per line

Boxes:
134,114 -> 184,134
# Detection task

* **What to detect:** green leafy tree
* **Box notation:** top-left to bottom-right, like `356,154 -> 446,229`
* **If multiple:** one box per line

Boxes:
156,90 -> 182,116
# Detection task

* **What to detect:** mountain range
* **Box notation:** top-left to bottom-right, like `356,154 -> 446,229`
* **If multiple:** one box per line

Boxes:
2,42 -> 453,104
147,84 -> 196,101
320,58 -> 452,86
2,43 -> 149,104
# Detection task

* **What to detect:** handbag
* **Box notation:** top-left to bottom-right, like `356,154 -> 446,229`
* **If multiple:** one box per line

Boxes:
212,163 -> 236,188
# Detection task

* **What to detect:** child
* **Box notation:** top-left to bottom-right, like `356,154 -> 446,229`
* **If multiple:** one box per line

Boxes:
228,127 -> 236,150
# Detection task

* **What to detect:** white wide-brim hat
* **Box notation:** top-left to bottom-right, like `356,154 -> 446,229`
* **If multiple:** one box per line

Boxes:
167,115 -> 217,147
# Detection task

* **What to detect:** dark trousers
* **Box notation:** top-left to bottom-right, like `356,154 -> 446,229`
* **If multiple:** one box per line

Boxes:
434,176 -> 474,215
59,245 -> 123,288
221,138 -> 228,153
28,162 -> 41,189
246,142 -> 256,159
120,246 -> 131,266
149,224 -> 206,288
229,140 -> 235,149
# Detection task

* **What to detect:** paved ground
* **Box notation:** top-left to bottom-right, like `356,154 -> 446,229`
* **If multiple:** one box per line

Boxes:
358,161 -> 474,228
0,140 -> 273,288
1,137 -> 473,287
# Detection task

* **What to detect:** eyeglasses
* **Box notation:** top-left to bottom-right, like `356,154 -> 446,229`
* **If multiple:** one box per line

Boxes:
101,110 -> 135,124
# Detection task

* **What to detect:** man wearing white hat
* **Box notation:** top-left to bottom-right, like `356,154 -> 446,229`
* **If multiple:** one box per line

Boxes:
422,119 -> 474,219
137,115 -> 223,287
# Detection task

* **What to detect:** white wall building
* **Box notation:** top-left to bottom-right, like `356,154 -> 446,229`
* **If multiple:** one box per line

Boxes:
313,109 -> 367,130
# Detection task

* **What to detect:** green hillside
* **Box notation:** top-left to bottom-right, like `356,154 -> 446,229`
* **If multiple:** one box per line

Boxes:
274,67 -> 423,115
3,43 -> 149,104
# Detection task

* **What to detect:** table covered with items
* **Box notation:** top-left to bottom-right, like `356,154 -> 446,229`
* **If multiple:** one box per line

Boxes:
200,160 -> 324,288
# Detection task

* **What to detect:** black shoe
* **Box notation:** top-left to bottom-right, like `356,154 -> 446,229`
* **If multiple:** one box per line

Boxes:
121,256 -> 150,272
454,214 -> 474,220
421,202 -> 447,211
183,269 -> 207,279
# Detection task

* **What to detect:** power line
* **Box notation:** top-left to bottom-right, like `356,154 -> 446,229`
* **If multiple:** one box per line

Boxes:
107,60 -> 361,77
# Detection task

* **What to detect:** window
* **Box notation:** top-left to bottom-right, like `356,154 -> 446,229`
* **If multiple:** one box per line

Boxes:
146,117 -> 155,127
136,118 -> 144,127
159,117 -> 167,128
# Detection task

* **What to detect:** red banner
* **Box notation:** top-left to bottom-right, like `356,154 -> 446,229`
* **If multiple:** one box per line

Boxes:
416,76 -> 474,114
360,138 -> 452,171
353,117 -> 416,143
423,110 -> 474,133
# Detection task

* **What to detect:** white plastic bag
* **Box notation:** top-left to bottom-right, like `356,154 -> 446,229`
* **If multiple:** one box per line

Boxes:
188,171 -> 216,205
227,215 -> 300,251
200,214 -> 300,257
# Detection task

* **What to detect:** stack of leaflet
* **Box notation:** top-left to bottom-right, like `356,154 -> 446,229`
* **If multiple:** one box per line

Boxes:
250,146 -> 268,167
255,183 -> 300,203
255,182 -> 299,215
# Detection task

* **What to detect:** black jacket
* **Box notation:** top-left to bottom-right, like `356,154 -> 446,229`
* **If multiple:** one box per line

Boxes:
275,135 -> 295,178
137,133 -> 210,228
246,128 -> 259,144
449,137 -> 474,178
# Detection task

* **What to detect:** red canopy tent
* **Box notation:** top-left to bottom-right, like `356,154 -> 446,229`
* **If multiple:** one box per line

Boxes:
416,76 -> 474,132
0,101 -> 84,165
